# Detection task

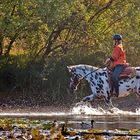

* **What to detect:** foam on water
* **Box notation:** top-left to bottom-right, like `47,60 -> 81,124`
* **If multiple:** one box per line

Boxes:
71,102 -> 140,115
136,108 -> 140,114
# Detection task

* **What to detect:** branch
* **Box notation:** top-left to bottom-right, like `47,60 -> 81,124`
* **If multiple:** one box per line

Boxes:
102,14 -> 128,33
4,32 -> 19,56
11,5 -> 16,16
88,0 -> 114,23
43,12 -> 78,57
0,36 -> 3,55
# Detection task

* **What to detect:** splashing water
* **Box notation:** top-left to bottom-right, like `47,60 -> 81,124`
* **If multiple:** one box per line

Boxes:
71,102 -> 140,115
71,102 -> 105,115
136,108 -> 140,114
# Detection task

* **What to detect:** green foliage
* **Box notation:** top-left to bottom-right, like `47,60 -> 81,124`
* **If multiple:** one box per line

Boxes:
0,0 -> 140,104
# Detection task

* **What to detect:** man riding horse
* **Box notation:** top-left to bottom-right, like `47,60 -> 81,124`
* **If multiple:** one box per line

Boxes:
105,34 -> 126,97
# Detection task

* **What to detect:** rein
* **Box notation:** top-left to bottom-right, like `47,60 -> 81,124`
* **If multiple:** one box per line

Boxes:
78,64 -> 106,83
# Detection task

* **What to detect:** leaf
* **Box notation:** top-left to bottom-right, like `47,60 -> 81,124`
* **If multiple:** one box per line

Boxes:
31,128 -> 40,140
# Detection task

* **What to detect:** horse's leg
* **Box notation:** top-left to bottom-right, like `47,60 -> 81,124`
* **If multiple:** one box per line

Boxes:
82,94 -> 95,102
104,97 -> 114,113
104,96 -> 114,109
135,79 -> 140,99
136,91 -> 140,99
82,84 -> 98,102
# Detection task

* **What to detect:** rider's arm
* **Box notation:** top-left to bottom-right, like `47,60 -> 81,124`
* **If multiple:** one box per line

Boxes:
111,46 -> 120,61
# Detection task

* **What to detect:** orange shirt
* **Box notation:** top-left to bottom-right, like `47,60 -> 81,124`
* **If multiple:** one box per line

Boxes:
111,44 -> 126,68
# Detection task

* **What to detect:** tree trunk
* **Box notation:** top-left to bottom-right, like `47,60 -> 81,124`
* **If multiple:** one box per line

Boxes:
0,36 -> 3,56
4,33 -> 19,56
43,12 -> 78,60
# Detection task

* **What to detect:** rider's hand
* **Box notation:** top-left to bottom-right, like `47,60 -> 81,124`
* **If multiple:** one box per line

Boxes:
104,58 -> 111,65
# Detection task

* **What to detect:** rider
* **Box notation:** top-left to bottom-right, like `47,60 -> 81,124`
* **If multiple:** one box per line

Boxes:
105,34 -> 126,97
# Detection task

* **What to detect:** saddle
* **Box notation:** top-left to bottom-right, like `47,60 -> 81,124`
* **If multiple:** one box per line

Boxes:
107,63 -> 136,79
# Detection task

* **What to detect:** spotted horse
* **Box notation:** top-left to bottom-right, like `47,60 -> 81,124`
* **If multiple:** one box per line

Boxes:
67,64 -> 140,108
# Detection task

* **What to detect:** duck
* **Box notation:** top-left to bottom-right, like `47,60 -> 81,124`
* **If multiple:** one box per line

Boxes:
80,120 -> 95,129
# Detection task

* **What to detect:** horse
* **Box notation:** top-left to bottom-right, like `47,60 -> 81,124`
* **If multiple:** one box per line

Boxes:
67,64 -> 140,108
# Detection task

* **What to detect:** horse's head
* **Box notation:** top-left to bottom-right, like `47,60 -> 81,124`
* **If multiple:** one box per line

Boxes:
67,66 -> 81,92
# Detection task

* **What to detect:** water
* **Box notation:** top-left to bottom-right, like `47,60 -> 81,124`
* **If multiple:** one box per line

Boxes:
0,103 -> 140,130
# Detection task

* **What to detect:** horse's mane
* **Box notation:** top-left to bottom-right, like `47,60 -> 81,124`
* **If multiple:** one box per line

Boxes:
71,64 -> 98,71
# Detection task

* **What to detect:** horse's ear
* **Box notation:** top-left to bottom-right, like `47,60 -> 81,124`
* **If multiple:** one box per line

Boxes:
67,66 -> 72,72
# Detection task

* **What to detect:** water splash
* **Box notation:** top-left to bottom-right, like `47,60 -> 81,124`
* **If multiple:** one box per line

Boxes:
136,108 -> 140,114
71,102 -> 140,115
71,103 -> 105,115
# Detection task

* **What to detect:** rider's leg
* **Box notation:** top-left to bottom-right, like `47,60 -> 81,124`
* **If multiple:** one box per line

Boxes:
112,65 -> 124,97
